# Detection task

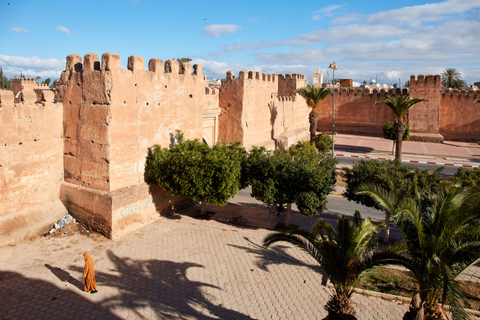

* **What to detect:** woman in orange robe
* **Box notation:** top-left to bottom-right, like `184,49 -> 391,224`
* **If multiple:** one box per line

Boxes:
83,252 -> 98,293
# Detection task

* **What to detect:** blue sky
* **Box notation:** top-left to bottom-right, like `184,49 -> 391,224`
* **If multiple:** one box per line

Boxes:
1,0 -> 479,86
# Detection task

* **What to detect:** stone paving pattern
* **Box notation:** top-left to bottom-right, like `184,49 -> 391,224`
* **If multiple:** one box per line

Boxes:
1,210 -> 479,320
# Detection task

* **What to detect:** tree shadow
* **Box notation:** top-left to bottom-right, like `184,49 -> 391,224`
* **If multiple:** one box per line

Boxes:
228,236 -> 328,285
70,250 -> 253,320
268,101 -> 278,139
45,263 -> 84,291
334,144 -> 375,153
0,271 -> 122,319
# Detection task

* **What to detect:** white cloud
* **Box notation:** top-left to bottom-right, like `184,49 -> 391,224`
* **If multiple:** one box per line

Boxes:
56,26 -> 72,36
11,27 -> 28,33
0,55 -> 64,79
202,24 -> 241,38
312,5 -> 344,20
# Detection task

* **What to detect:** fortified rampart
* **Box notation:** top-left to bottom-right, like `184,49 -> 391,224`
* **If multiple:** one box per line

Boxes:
315,74 -> 477,142
1,51 -> 479,246
440,88 -> 479,141
0,89 -> 66,245
218,71 -> 309,149
12,77 -> 51,99
317,87 -> 404,136
57,52 -> 220,239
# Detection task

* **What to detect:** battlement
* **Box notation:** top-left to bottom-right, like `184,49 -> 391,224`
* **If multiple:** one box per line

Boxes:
441,87 -> 478,99
64,52 -> 204,78
0,88 -> 54,107
327,87 -> 408,97
410,74 -> 441,86
277,96 -> 295,101
277,74 -> 306,80
205,87 -> 219,96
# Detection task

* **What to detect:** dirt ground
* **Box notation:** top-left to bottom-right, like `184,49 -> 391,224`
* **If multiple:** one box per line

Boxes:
336,169 -> 347,187
358,267 -> 480,311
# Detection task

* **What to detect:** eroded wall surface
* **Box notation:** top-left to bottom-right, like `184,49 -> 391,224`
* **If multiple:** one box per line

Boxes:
57,53 -> 215,239
218,71 -> 309,149
440,89 -> 480,141
317,87 -> 399,135
315,75 -> 475,142
0,89 -> 66,246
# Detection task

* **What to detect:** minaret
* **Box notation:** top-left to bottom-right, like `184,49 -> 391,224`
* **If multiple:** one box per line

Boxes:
312,67 -> 323,88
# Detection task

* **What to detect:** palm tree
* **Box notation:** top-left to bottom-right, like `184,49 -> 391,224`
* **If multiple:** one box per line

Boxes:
264,211 -> 393,320
357,183 -> 480,320
441,68 -> 462,88
295,85 -> 332,146
376,95 -> 425,163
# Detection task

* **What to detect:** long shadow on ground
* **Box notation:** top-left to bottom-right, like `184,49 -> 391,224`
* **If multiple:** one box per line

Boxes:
70,250 -> 253,320
0,271 -> 122,319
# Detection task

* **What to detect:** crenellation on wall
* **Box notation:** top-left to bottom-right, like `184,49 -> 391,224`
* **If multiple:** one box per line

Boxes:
55,52 -> 212,238
148,58 -> 164,75
440,87 -> 480,140
127,55 -> 145,73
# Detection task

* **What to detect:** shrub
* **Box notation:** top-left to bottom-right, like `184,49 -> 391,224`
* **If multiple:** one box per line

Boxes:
451,166 -> 480,188
343,159 -> 443,211
314,133 -> 332,154
382,121 -> 410,141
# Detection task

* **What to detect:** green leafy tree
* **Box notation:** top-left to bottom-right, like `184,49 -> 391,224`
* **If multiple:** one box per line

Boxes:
145,131 -> 246,215
441,68 -> 462,88
376,95 -> 425,162
404,80 -> 410,87
41,78 -> 51,86
245,141 -> 337,226
0,67 -> 11,90
315,133 -> 332,154
357,183 -> 480,320
295,85 -> 332,146
382,121 -> 410,155
175,57 -> 192,64
343,159 -> 443,242
264,211 -> 395,320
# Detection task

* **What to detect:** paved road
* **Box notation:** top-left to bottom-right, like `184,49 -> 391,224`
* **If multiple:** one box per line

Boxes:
233,187 -> 386,222
336,156 -> 461,177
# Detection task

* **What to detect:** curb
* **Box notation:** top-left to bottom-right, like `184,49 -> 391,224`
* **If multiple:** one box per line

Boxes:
326,283 -> 480,317
335,153 -> 479,168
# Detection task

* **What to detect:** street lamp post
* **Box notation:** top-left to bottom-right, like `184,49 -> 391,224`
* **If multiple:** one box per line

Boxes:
328,61 -> 337,157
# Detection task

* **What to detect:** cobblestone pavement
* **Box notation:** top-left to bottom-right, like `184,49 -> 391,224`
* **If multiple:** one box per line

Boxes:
1,208 -> 479,320
0,215 -> 407,320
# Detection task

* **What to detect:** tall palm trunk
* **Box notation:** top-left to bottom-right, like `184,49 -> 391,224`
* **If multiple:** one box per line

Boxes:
309,110 -> 319,146
285,203 -> 292,226
394,120 -> 407,163
383,211 -> 391,243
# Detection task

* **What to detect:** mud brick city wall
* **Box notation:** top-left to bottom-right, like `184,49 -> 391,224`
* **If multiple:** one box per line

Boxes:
440,88 -> 479,141
316,87 -> 399,135
0,89 -> 66,245
218,71 -> 310,149
1,55 -> 480,246
315,75 -> 473,142
57,52 -> 214,239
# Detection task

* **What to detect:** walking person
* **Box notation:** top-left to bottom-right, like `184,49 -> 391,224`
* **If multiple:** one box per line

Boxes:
83,252 -> 98,293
